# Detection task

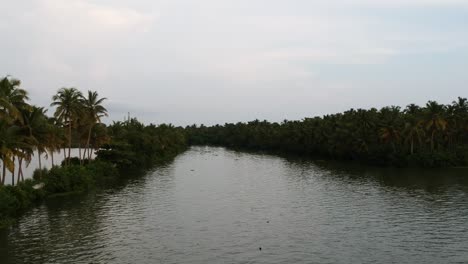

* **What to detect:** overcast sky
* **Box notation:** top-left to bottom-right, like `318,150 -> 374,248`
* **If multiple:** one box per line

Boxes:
1,0 -> 467,125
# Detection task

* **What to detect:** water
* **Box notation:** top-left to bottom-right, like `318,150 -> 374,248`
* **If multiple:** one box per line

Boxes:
1,146 -> 468,263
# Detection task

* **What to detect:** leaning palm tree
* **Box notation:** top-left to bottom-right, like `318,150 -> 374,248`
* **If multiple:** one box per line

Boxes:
0,120 -> 29,185
50,88 -> 83,164
81,91 -> 108,161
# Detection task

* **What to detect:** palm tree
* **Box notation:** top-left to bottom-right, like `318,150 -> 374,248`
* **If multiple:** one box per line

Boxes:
403,121 -> 424,155
51,88 -> 83,164
378,106 -> 403,153
0,76 -> 31,185
81,91 -> 108,161
403,104 -> 423,155
45,118 -> 65,167
0,120 -> 29,185
0,76 -> 29,124
23,106 -> 49,176
423,101 -> 448,152
451,97 -> 468,145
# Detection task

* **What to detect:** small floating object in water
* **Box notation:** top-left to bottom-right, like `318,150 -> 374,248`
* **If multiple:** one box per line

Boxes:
190,169 -> 195,171
33,183 -> 45,190
259,247 -> 262,251
266,221 -> 269,223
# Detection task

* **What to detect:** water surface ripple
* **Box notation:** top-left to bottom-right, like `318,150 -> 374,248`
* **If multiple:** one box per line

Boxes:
1,146 -> 468,263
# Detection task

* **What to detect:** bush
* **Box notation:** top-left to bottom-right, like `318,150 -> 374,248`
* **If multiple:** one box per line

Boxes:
32,168 -> 49,181
0,179 -> 46,228
61,157 -> 81,166
406,151 -> 458,167
0,186 -> 18,220
44,165 -> 94,194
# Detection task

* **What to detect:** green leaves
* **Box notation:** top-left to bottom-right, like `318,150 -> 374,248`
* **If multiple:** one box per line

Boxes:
186,98 -> 468,167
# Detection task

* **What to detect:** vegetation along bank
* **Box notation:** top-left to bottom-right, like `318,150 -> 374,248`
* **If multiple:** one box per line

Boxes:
0,76 -> 187,228
185,98 -> 468,167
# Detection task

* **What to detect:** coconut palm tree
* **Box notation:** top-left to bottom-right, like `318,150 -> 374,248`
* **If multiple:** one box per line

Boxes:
423,101 -> 448,152
451,97 -> 468,144
45,117 -> 65,167
0,120 -> 29,186
51,88 -> 83,164
22,106 -> 49,176
0,76 -> 31,185
0,77 -> 29,123
81,91 -> 108,161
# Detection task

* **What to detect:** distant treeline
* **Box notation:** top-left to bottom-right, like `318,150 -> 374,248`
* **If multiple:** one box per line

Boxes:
185,98 -> 468,167
97,118 -> 187,170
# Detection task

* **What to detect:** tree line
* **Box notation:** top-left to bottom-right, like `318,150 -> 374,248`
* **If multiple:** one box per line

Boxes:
185,98 -> 468,167
1,75 -> 187,228
0,76 -> 109,186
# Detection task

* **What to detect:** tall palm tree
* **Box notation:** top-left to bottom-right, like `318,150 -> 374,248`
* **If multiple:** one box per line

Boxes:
23,106 -> 49,176
423,101 -> 448,152
81,91 -> 107,161
0,76 -> 31,185
403,121 -> 424,155
45,117 -> 65,167
50,88 -> 83,164
0,77 -> 29,124
451,97 -> 468,144
0,120 -> 29,185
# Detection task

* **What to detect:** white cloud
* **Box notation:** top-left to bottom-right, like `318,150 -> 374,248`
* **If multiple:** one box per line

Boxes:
1,0 -> 467,125
39,0 -> 156,33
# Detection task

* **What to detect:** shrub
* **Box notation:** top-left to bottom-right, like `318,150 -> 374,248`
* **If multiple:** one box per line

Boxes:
44,165 -> 94,194
32,168 -> 49,181
0,186 -> 18,220
85,160 -> 119,185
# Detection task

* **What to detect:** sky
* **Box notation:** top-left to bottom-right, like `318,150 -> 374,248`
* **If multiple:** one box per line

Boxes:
1,0 -> 467,126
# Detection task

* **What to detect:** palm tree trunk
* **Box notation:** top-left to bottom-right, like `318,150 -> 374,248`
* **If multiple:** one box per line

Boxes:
410,138 -> 414,155
11,157 -> 15,186
51,150 -> 54,167
38,150 -> 42,179
63,147 -> 66,163
20,162 -> 24,182
2,161 -> 6,185
431,130 -> 435,152
18,157 -> 23,183
86,126 -> 92,161
82,147 -> 87,161
68,121 -> 72,165
78,141 -> 82,165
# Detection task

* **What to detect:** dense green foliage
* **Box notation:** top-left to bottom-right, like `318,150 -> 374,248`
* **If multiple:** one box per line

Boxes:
0,75 -> 187,228
97,118 -> 187,169
0,120 -> 187,228
186,98 -> 468,167
0,180 -> 45,227
1,76 -> 110,186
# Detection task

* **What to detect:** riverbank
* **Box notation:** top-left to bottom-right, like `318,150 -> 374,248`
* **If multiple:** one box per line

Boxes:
0,119 -> 187,229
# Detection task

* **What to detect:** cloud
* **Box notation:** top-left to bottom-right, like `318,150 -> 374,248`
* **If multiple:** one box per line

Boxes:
307,0 -> 468,8
1,0 -> 467,125
39,0 -> 156,33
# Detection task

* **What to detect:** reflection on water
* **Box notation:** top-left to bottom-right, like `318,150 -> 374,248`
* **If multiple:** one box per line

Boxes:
1,146 -> 468,264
